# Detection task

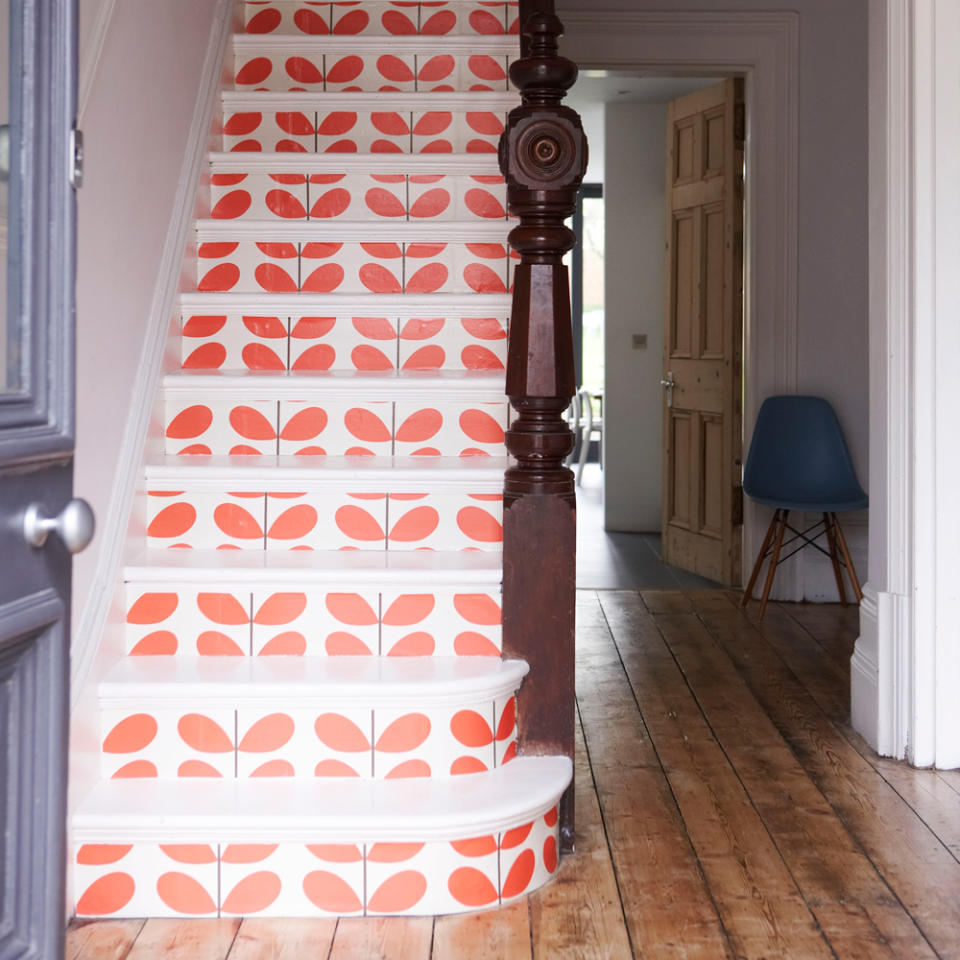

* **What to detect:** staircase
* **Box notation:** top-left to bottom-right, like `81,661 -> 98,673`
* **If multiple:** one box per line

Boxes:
71,0 -> 572,920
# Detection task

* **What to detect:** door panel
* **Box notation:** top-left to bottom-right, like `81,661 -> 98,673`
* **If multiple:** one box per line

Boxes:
661,79 -> 744,585
0,1 -> 79,956
671,211 -> 695,356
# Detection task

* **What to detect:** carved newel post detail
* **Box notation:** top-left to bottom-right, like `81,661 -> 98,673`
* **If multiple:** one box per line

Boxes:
498,4 -> 586,853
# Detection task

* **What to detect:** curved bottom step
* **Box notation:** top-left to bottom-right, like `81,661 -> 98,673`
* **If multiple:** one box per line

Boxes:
72,757 -> 571,918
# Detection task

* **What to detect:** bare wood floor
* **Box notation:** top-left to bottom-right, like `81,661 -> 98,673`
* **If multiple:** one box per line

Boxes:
67,591 -> 960,960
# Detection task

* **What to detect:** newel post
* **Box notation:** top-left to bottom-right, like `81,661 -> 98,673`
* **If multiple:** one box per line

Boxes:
498,1 -> 586,853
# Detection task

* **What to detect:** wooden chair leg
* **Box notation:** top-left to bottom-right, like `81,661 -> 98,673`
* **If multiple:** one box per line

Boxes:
832,513 -> 864,603
741,511 -> 780,607
824,512 -> 848,606
757,509 -> 788,620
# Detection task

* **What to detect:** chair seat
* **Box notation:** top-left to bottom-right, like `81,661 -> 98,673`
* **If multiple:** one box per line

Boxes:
748,493 -> 868,513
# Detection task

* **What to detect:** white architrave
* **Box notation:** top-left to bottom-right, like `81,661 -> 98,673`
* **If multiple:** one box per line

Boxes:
558,10 -> 800,596
855,0 -> 960,767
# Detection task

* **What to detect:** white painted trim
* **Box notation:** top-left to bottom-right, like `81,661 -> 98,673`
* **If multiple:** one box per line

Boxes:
180,291 -> 512,316
164,370 -> 506,402
232,34 -> 518,56
930,0 -> 960,769
208,152 -> 503,174
557,9 -> 800,596
77,0 -> 118,123
222,90 -> 519,110
852,584 -> 910,757
99,656 -> 527,710
73,756 -> 572,844
123,546 -> 502,589
195,219 -> 509,241
856,0 -> 960,767
70,0 -> 236,710
851,585 -> 881,749
144,454 -> 507,494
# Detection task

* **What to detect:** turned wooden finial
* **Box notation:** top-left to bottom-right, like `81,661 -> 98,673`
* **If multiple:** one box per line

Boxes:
498,4 -> 587,502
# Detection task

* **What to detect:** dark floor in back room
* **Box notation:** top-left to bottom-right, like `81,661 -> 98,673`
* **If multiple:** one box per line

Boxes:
575,463 -> 721,590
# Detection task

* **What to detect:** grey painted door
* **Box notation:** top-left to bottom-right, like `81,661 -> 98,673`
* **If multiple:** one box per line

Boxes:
0,1 -> 84,958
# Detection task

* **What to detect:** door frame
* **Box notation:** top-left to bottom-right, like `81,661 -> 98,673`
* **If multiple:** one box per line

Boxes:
560,10 -> 800,593
571,181 -> 603,391
855,0 -> 960,767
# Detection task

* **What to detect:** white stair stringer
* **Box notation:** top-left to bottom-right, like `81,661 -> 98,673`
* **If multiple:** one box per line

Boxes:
71,1 -> 575,923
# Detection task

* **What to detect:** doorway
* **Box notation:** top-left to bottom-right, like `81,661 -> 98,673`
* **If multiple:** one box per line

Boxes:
567,75 -> 735,590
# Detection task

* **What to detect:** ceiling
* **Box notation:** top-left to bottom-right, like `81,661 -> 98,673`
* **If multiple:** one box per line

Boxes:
566,73 -> 720,110
565,74 -> 721,183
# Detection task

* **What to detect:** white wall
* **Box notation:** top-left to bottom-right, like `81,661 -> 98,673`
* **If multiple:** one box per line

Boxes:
603,101 -> 666,531
72,0 -> 221,625
558,0 -> 869,481
558,0 -> 869,597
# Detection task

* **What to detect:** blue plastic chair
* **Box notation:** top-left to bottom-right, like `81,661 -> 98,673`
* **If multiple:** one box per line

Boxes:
741,396 -> 867,618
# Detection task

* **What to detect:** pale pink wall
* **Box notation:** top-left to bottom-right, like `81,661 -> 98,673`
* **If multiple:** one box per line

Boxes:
73,0 -> 220,615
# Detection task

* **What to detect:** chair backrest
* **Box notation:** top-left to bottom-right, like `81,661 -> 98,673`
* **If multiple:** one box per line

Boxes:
743,396 -> 867,509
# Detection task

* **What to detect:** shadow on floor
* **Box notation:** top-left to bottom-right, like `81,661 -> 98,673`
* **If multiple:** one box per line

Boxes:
576,464 -> 721,591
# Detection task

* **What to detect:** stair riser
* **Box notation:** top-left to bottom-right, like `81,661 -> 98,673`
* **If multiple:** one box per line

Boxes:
180,313 -> 508,372
125,587 -> 502,657
146,490 -> 504,551
210,172 -> 507,222
74,806 -> 556,919
100,695 -> 516,781
223,109 -> 507,154
235,51 -> 513,92
243,2 -> 521,39
165,398 -> 507,457
198,240 -> 515,296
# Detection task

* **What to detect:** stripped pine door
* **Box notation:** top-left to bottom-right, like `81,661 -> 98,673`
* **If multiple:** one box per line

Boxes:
661,78 -> 744,586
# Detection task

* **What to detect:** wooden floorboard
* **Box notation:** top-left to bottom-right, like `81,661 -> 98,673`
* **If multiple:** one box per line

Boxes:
66,590 -> 960,960
634,593 -> 936,959
609,592 -> 833,959
691,591 -> 960,959
226,918 -> 338,959
433,900 -> 532,960
329,916 -> 433,960
126,918 -> 240,960
575,592 -> 732,960
65,919 -> 145,960
526,701 -> 632,959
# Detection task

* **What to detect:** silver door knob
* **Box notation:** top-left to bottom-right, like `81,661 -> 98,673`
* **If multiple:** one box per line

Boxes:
660,372 -> 675,408
23,498 -> 95,553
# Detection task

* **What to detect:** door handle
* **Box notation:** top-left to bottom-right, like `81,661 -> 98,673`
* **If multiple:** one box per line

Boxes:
660,372 -> 675,408
0,124 -> 8,183
23,498 -> 95,553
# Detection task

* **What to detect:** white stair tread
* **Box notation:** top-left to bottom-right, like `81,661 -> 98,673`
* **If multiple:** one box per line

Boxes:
222,90 -> 519,110
124,545 -> 502,587
195,220 -> 509,243
99,656 -> 526,709
164,369 -> 505,403
233,34 -> 517,56
208,152 -> 503,175
145,454 -> 507,493
72,756 -> 572,843
179,292 -> 513,316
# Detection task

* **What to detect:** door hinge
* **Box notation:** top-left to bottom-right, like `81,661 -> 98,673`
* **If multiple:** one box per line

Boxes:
732,486 -> 744,525
69,127 -> 83,189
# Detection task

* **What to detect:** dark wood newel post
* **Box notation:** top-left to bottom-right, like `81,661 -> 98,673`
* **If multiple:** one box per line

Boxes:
498,0 -> 586,853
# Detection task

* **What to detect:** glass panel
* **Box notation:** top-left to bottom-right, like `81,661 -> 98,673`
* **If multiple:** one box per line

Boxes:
0,0 -> 14,393
581,195 -> 604,403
